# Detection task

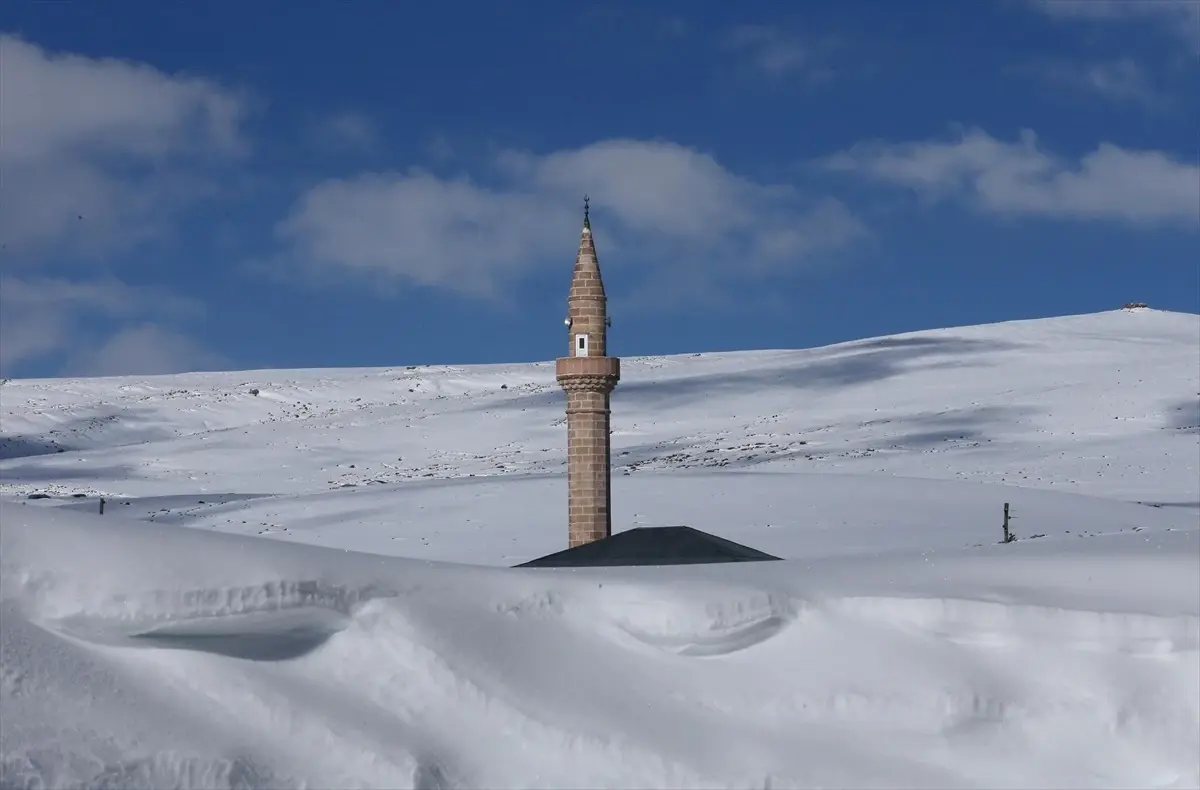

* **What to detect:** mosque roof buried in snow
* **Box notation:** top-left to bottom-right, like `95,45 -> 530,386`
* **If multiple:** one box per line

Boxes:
515,526 -> 782,568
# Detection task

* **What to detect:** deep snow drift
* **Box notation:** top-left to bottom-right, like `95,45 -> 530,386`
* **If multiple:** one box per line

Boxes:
1,308 -> 1198,788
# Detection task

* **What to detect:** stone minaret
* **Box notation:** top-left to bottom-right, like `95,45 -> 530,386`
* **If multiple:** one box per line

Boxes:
556,197 -> 621,548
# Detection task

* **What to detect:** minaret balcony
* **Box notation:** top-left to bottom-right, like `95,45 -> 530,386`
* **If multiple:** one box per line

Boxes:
555,355 -> 620,387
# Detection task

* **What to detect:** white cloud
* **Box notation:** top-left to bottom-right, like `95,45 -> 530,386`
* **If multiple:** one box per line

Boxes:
500,140 -> 771,239
273,139 -> 864,298
307,112 -> 379,154
0,36 -> 243,378
821,127 -> 1200,227
0,35 -> 248,261
1028,0 -> 1200,51
61,323 -> 227,378
721,25 -> 836,82
275,172 -> 569,298
0,276 -> 208,377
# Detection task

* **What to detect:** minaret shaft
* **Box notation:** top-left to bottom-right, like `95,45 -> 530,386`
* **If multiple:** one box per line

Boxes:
564,387 -> 613,547
556,198 -> 620,548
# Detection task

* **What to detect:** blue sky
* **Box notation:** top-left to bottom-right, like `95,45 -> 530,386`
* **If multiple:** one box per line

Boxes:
1,0 -> 1197,378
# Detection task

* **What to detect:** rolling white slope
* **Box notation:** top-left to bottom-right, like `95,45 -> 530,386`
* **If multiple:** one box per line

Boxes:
1,309 -> 1197,563
1,308 -> 1197,788
24,471 -> 1185,567
2,501 -> 1197,790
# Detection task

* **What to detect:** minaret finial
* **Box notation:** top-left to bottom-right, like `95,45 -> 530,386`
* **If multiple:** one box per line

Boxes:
583,194 -> 591,230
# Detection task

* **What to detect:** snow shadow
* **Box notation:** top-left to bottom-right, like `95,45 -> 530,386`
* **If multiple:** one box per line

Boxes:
1164,398 -> 1200,433
610,403 -> 1040,472
0,434 -> 67,461
1,462 -> 136,484
51,492 -> 275,518
48,580 -> 384,663
1138,500 -> 1200,511
616,337 -> 1026,410
128,607 -> 350,661
0,406 -> 180,461
479,335 -> 1027,414
879,405 -> 1041,450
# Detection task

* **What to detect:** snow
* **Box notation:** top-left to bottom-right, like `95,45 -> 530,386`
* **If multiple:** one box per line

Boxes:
1,308 -> 1198,789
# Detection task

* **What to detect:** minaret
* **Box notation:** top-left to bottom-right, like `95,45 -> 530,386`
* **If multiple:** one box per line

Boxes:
556,197 -> 621,548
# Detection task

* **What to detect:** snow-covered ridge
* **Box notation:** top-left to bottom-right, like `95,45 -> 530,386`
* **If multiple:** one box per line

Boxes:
2,308 -> 1196,497
1,308 -> 1196,562
1,308 -> 1198,788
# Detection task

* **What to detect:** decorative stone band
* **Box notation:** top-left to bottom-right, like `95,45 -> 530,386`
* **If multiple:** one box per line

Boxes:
559,376 -> 618,394
555,356 -> 620,392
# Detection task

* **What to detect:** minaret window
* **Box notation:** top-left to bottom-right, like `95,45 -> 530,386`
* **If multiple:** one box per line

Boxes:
575,334 -> 589,357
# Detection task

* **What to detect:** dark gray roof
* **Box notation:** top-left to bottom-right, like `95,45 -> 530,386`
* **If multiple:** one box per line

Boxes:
515,526 -> 782,568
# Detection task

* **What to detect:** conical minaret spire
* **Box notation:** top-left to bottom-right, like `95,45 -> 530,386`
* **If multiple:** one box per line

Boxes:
567,196 -> 608,354
556,196 -> 620,548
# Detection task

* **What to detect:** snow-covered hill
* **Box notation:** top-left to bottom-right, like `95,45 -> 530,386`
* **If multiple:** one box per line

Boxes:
2,308 -> 1198,788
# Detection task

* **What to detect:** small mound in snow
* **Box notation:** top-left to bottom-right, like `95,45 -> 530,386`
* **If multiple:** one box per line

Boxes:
579,582 -> 800,657
53,606 -> 352,662
617,610 -> 793,657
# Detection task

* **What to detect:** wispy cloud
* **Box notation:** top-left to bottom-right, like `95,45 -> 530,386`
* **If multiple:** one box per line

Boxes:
821,127 -> 1200,227
424,134 -> 456,164
1027,0 -> 1200,51
61,323 -> 228,378
1014,58 -> 1163,106
270,139 -> 864,300
659,16 -> 690,38
307,112 -> 379,155
720,25 -> 837,83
